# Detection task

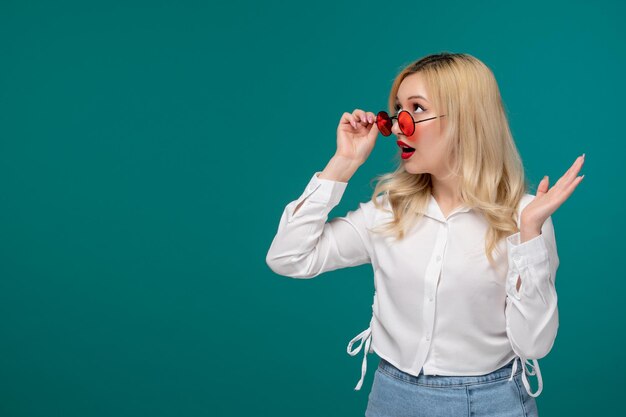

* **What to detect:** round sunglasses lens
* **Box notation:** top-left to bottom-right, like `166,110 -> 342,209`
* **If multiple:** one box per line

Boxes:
376,111 -> 392,136
398,111 -> 415,136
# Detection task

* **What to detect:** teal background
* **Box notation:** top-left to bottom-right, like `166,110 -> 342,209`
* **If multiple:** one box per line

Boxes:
1,0 -> 622,416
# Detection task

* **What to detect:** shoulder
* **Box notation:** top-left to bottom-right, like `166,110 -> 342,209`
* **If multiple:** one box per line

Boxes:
355,194 -> 391,224
365,194 -> 391,212
358,194 -> 388,209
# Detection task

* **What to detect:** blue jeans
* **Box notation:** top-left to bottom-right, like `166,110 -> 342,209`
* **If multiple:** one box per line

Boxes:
365,358 -> 539,417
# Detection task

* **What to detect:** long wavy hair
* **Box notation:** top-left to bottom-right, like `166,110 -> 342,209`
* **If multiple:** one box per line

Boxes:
369,52 -> 529,267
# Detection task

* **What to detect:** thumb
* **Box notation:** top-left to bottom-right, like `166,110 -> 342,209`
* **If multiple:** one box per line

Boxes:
536,175 -> 549,197
368,120 -> 380,142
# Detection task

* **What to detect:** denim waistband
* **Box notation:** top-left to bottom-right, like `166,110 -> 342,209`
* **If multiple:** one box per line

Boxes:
377,358 -> 522,387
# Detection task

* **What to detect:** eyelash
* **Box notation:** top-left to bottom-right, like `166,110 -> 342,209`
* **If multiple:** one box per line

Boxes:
395,103 -> 426,113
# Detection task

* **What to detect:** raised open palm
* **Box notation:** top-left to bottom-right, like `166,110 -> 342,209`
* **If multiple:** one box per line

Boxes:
521,153 -> 586,231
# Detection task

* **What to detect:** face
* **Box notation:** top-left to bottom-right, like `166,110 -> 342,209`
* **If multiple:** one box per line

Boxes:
393,72 -> 449,176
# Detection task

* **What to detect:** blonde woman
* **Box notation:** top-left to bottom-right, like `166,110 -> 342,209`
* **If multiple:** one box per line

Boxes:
266,52 -> 584,417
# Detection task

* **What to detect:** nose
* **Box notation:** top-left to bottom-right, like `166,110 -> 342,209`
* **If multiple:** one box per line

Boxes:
390,117 -> 403,136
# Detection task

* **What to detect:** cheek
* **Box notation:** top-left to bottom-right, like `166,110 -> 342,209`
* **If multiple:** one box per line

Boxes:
414,123 -> 443,148
412,123 -> 438,141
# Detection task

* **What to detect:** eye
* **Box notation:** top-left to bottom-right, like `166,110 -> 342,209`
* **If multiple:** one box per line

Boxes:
395,103 -> 426,114
413,103 -> 426,113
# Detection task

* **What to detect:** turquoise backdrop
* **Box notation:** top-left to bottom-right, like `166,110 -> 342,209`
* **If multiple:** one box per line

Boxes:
1,0 -> 623,416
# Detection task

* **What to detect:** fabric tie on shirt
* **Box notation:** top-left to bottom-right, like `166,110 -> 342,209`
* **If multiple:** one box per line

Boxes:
346,325 -> 372,391
345,323 -> 544,398
508,356 -> 543,397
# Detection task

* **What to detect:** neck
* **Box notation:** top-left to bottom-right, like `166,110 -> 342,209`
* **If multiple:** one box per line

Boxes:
430,172 -> 462,206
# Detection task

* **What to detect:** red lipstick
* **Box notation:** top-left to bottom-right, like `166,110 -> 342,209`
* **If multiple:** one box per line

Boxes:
397,140 -> 416,160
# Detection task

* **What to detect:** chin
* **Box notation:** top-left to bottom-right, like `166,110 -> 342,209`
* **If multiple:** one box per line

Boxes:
403,164 -> 427,175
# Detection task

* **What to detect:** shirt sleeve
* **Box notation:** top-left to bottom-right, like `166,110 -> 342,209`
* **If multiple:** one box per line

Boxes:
504,214 -> 560,359
265,171 -> 372,278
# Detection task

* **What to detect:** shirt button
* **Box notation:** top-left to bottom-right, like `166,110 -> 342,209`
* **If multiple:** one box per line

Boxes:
429,296 -> 434,302
426,335 -> 431,341
513,255 -> 521,261
436,255 -> 442,262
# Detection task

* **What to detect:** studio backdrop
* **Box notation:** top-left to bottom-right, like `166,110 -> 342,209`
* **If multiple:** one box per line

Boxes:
1,1 -> 623,416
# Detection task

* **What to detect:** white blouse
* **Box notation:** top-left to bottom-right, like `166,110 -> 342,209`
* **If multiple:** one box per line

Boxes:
266,171 -> 560,398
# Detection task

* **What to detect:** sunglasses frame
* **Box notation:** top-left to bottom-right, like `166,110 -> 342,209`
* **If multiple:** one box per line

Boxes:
376,110 -> 446,137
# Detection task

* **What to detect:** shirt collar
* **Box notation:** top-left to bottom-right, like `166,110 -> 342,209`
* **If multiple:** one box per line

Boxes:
424,193 -> 472,222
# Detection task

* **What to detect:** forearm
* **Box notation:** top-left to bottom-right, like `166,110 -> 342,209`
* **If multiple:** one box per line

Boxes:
318,154 -> 361,183
520,226 -> 541,244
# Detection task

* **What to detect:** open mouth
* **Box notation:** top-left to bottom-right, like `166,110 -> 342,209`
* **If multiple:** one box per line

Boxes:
397,141 -> 415,159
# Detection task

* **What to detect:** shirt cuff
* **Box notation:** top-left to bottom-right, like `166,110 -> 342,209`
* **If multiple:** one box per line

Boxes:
506,232 -> 549,271
299,171 -> 348,206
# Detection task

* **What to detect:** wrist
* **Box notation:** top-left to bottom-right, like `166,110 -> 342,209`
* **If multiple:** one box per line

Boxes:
520,226 -> 542,243
319,155 -> 361,182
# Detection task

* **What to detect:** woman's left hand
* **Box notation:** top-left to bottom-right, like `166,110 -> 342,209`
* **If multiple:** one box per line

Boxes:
520,153 -> 586,232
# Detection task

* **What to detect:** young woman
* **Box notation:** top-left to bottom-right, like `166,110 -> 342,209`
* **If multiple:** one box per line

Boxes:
266,52 -> 584,417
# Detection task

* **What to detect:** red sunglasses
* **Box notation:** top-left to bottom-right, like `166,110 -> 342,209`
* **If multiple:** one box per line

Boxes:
376,110 -> 446,137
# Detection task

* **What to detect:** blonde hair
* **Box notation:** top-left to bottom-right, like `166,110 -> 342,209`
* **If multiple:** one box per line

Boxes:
369,52 -> 529,267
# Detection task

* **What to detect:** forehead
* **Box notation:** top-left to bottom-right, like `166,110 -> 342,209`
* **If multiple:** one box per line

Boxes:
396,73 -> 429,101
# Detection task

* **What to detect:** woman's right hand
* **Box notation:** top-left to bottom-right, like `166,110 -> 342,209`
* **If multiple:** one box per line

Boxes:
335,109 -> 380,165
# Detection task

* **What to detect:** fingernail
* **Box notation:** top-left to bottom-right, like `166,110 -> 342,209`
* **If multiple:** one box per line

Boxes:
582,153 -> 585,159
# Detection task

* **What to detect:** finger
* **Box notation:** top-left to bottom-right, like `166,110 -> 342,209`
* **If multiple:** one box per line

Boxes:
555,154 -> 585,190
564,155 -> 585,183
341,112 -> 358,129
357,110 -> 373,125
536,176 -> 549,197
353,109 -> 368,125
368,119 -> 380,141
559,173 -> 585,205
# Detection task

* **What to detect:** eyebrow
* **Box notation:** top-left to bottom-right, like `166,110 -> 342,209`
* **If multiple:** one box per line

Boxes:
395,95 -> 429,103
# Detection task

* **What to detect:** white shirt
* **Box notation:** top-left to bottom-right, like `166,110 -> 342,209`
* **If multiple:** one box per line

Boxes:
266,171 -> 560,398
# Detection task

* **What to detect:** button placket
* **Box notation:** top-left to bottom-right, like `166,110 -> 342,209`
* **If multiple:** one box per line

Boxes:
413,221 -> 447,369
